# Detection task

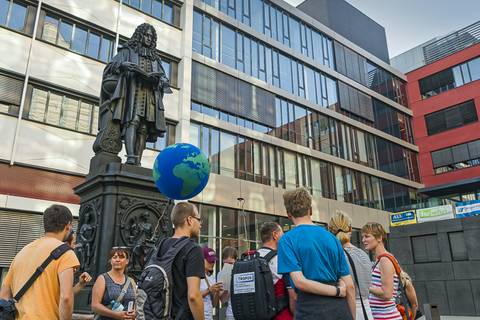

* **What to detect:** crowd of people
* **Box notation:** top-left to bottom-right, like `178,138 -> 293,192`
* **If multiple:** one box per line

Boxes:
0,187 -> 419,320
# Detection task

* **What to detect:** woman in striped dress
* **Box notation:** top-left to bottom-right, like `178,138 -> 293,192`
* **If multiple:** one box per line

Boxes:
361,223 -> 402,320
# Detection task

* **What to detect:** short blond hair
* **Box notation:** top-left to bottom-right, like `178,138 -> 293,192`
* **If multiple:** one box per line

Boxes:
283,187 -> 312,218
327,210 -> 352,245
361,222 -> 387,242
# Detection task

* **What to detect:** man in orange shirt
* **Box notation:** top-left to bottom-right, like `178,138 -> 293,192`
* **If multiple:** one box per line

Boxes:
0,205 -> 80,319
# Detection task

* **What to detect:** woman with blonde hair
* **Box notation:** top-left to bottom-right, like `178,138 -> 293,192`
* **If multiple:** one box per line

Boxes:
361,222 -> 402,320
328,211 -> 373,320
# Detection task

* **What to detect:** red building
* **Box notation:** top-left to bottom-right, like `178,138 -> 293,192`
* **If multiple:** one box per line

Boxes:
405,42 -> 480,201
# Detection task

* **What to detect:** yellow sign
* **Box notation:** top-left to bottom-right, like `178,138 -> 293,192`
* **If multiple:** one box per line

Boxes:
390,210 -> 417,227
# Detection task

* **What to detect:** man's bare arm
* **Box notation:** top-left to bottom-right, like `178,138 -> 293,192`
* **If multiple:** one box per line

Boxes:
340,275 -> 356,320
58,268 -> 75,320
187,276 -> 204,320
290,271 -> 346,297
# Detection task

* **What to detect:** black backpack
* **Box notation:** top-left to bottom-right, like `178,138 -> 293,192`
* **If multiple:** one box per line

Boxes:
230,249 -> 279,320
136,237 -> 192,320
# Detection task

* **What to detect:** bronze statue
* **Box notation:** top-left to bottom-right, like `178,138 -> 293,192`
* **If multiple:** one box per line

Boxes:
93,23 -> 172,165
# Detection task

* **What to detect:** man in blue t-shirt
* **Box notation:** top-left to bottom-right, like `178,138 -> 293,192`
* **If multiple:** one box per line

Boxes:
278,187 -> 355,320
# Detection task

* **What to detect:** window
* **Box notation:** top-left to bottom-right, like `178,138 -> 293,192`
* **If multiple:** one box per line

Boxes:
412,234 -> 441,263
24,85 -> 99,135
193,11 -> 338,112
191,120 -> 416,212
426,100 -> 478,135
40,12 -> 115,63
420,56 -> 480,99
448,232 -> 468,261
432,139 -> 480,174
200,0 -> 334,70
123,0 -> 180,27
0,0 -> 32,34
145,122 -> 176,151
0,72 -> 22,116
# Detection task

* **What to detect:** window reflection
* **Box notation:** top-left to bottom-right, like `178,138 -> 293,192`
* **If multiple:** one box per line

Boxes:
190,120 -> 419,212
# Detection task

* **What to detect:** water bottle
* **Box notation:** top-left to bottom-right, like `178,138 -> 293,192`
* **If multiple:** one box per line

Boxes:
110,300 -> 124,312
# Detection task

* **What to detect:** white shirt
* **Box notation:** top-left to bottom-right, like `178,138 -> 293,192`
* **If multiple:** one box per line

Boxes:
217,269 -> 234,320
257,247 -> 281,285
200,273 -> 216,320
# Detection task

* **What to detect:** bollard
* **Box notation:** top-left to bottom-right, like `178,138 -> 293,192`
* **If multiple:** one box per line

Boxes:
423,303 -> 440,320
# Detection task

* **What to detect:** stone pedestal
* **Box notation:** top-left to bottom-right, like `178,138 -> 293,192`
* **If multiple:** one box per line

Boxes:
73,162 -> 173,313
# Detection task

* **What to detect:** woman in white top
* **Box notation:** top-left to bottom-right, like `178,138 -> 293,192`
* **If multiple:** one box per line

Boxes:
328,211 -> 374,320
201,246 -> 223,320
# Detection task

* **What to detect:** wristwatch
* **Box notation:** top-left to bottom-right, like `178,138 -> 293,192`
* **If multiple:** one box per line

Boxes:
335,285 -> 341,297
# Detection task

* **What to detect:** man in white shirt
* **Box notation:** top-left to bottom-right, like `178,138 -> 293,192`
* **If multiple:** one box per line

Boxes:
258,222 -> 296,319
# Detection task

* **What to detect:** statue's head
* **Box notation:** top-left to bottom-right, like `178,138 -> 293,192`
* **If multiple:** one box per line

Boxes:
126,23 -> 157,50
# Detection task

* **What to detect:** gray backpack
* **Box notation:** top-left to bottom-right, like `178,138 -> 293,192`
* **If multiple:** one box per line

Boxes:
136,237 -> 191,320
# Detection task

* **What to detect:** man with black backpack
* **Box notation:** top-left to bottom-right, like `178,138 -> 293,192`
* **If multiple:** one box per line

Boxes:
136,202 -> 205,320
0,205 -> 80,320
257,222 -> 295,320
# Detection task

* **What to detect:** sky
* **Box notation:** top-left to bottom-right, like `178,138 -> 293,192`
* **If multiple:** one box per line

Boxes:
284,0 -> 480,58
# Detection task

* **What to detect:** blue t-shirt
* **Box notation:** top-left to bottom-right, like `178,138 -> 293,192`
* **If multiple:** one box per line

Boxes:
278,224 -> 350,283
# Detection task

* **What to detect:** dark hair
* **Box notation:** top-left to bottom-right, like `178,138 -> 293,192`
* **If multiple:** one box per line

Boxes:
222,246 -> 238,260
109,247 -> 130,260
171,202 -> 198,228
43,205 -> 73,233
282,187 -> 312,218
260,222 -> 281,243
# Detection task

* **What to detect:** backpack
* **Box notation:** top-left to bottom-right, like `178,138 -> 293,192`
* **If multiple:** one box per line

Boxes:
136,237 -> 192,320
376,253 -> 412,320
230,249 -> 281,320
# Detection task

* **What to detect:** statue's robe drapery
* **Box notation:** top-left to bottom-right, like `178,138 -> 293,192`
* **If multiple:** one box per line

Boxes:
101,46 -> 169,143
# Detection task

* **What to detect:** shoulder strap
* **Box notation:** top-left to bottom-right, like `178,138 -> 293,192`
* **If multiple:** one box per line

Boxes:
13,243 -> 72,302
377,253 -> 401,276
376,253 -> 412,320
115,276 -> 135,304
344,249 -> 369,320
261,247 -> 278,263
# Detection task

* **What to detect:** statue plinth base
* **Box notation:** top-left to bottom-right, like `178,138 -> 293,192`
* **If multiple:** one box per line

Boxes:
73,162 -> 172,313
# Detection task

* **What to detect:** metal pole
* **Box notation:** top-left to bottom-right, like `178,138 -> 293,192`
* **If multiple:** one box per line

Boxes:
114,0 -> 123,55
10,0 -> 43,165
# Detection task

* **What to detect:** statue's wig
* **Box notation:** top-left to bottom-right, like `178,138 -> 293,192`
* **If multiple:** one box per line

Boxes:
124,23 -> 160,59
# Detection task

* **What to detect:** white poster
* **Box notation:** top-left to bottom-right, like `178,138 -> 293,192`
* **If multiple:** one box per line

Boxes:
416,205 -> 454,223
233,272 -> 255,294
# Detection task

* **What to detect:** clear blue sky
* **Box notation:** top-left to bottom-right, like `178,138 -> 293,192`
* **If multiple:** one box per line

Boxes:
285,0 -> 480,58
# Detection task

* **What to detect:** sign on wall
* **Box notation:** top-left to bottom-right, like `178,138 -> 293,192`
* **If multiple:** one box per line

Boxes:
455,200 -> 480,218
416,205 -> 454,223
390,210 -> 417,226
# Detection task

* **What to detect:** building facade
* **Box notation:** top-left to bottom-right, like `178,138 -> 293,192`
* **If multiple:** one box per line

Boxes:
393,22 -> 480,205
0,0 -> 420,273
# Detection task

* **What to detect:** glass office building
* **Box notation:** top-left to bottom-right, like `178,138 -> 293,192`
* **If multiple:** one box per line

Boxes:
0,0 -> 421,269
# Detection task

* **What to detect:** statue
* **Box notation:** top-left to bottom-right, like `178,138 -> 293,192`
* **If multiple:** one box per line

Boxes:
93,23 -> 172,166
76,209 -> 96,271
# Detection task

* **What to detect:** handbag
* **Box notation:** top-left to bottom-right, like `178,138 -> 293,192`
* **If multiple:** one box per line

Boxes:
0,243 -> 72,320
94,276 -> 135,320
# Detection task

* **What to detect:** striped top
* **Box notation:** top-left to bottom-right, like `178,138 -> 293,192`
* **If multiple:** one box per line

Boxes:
369,260 -> 402,320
